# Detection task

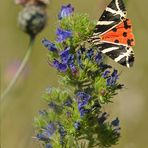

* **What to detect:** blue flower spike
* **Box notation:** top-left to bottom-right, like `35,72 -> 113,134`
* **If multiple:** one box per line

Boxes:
58,4 -> 74,20
36,2 -> 124,147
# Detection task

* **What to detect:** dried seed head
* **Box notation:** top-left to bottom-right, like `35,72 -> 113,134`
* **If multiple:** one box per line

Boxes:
18,4 -> 48,38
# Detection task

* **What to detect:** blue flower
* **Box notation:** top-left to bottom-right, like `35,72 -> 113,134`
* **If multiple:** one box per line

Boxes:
98,112 -> 109,125
95,53 -> 103,63
76,92 -> 91,116
76,92 -> 91,107
58,4 -> 74,20
60,47 -> 70,64
56,28 -> 72,42
42,39 -> 57,51
102,70 -> 110,78
36,133 -> 49,142
44,123 -> 56,137
78,107 -> 90,116
111,118 -> 119,127
69,64 -> 77,73
46,143 -> 53,148
53,59 -> 67,72
107,69 -> 118,86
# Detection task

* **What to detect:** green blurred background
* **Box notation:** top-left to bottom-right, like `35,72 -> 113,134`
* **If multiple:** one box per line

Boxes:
1,0 -> 148,147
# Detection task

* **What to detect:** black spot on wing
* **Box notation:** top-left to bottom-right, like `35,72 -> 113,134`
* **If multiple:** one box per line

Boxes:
112,27 -> 117,32
124,20 -> 131,29
127,39 -> 134,46
114,40 -> 119,43
123,32 -> 127,37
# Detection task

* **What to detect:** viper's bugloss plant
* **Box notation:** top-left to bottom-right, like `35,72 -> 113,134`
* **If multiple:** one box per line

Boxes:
34,4 -> 123,148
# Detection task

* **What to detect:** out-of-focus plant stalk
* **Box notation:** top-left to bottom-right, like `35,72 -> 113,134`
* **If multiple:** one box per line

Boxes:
1,0 -> 48,101
1,37 -> 34,101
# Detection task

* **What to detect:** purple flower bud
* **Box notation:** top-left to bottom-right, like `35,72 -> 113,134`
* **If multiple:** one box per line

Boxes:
56,28 -> 72,42
36,133 -> 48,141
107,69 -> 118,86
53,59 -> 67,72
42,39 -> 57,51
58,4 -> 74,20
69,64 -> 77,74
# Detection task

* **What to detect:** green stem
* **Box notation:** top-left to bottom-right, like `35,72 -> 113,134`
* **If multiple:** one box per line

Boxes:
1,37 -> 35,102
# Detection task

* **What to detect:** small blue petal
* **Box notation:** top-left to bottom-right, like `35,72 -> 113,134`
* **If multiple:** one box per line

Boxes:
56,28 -> 72,42
42,39 -> 57,51
69,64 -> 77,73
53,59 -> 60,68
58,4 -> 74,20
43,123 -> 56,137
58,63 -> 67,72
111,118 -> 120,127
53,59 -> 67,72
102,70 -> 110,78
95,53 -> 102,63
60,47 -> 70,64
76,92 -> 91,116
106,69 -> 119,86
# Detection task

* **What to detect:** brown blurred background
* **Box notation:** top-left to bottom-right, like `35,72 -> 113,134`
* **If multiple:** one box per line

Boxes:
1,0 -> 148,148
